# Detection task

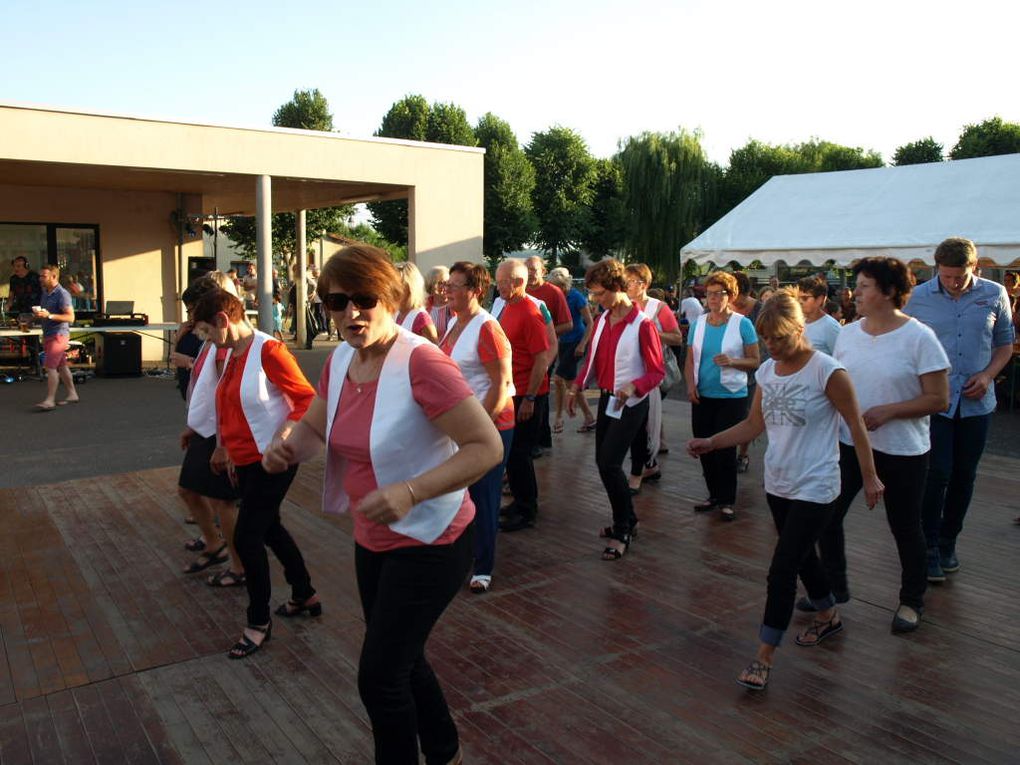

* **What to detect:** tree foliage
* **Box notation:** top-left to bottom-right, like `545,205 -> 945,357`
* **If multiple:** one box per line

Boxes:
578,157 -> 627,266
893,137 -> 944,165
368,95 -> 478,245
950,116 -> 1020,159
272,88 -> 334,131
619,130 -> 715,283
525,126 -> 596,263
475,113 -> 536,269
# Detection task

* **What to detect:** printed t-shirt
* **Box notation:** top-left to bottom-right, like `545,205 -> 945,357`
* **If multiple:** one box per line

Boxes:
439,319 -> 516,431
756,352 -> 844,504
834,317 -> 949,455
527,282 -> 570,327
499,297 -> 551,395
561,288 -> 588,344
693,315 -> 758,398
317,345 -> 477,552
804,313 -> 842,356
216,339 -> 315,466
575,306 -> 665,397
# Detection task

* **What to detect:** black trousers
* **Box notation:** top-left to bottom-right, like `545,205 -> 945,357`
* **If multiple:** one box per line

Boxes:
506,394 -> 541,519
355,525 -> 474,765
234,462 -> 314,626
691,396 -> 747,505
595,392 -> 649,540
628,406 -> 652,477
760,494 -> 835,647
818,443 -> 929,610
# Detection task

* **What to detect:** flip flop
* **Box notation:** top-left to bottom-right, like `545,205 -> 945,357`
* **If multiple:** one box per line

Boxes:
576,421 -> 596,433
56,398 -> 80,406
33,403 -> 56,412
552,421 -> 564,434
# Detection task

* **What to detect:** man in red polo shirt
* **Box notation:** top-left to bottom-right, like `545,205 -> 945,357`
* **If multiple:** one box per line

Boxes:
526,256 -> 572,456
497,259 -> 556,531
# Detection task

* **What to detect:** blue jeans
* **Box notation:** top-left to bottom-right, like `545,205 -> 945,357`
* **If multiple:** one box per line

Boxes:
921,412 -> 991,550
468,428 -> 513,576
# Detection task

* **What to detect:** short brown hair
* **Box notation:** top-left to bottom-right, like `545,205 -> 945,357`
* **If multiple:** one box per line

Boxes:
584,259 -> 627,292
39,263 -> 60,279
732,271 -> 752,298
193,288 -> 245,324
449,261 -> 491,295
704,271 -> 738,297
755,289 -> 804,339
797,275 -> 828,299
624,263 -> 653,286
852,256 -> 915,309
934,237 -> 978,268
317,245 -> 404,310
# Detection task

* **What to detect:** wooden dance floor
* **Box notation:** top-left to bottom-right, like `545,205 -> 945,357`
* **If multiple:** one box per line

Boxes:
1,397 -> 1018,763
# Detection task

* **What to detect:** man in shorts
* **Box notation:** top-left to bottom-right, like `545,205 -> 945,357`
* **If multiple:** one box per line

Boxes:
33,264 -> 79,411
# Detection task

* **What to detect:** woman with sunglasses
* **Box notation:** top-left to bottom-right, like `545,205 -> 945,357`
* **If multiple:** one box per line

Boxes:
190,288 -> 318,660
439,261 -> 515,594
262,245 -> 502,765
395,261 -> 439,342
567,259 -> 665,560
683,271 -> 760,521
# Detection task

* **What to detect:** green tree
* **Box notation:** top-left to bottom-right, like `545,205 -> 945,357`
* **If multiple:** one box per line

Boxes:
950,116 -> 1020,159
525,126 -> 596,264
619,130 -> 714,283
369,96 -> 478,245
578,157 -> 627,265
272,88 -> 334,131
893,137 -> 944,165
223,88 -> 356,263
797,139 -> 883,172
475,113 -> 536,269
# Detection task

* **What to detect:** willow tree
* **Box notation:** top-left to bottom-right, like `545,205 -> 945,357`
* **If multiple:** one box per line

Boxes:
618,130 -> 713,283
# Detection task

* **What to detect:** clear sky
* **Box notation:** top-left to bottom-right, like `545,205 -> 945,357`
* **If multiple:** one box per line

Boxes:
3,0 -> 1017,165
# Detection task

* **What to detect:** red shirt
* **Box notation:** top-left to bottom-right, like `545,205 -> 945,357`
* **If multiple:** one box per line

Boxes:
317,345 -> 476,552
216,339 -> 315,466
439,319 -> 516,431
498,296 -> 551,396
575,306 -> 665,397
649,301 -> 680,333
528,282 -> 571,328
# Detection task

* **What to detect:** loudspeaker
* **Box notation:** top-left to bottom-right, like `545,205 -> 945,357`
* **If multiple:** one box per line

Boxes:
95,332 -> 142,377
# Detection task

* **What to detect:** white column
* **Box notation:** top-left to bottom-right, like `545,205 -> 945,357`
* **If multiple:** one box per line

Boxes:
295,210 -> 307,347
256,175 -> 273,332
407,189 -> 417,264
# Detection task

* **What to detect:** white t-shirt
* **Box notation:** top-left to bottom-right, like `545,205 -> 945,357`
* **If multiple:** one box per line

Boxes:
834,317 -> 950,455
756,352 -> 844,504
679,297 -> 704,326
804,313 -> 842,356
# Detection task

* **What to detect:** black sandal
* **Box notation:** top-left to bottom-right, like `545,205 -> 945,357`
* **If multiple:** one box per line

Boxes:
207,569 -> 245,588
184,544 -> 228,573
693,498 -> 718,512
228,622 -> 271,660
600,534 -> 630,561
736,660 -> 771,690
795,614 -> 844,647
275,597 -> 322,618
184,536 -> 207,552
599,523 -> 639,539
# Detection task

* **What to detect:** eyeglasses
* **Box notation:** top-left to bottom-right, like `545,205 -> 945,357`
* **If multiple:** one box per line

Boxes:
705,289 -> 729,298
323,292 -> 378,311
445,281 -> 469,291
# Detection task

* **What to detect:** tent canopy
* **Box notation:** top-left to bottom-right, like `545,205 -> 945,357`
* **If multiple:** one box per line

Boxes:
682,154 -> 1020,267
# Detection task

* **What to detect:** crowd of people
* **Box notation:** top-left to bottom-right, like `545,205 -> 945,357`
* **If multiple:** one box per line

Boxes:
164,235 -> 1013,762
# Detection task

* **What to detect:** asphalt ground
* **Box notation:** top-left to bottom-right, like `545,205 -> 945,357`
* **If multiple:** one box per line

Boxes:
4,342 -> 1020,488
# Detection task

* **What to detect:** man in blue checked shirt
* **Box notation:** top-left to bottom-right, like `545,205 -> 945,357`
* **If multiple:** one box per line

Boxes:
905,237 -> 1015,583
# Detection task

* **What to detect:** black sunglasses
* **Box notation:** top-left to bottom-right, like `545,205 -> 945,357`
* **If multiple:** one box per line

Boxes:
324,292 -> 378,311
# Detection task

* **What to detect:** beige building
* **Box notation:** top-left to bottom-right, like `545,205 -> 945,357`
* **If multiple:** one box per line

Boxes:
0,103 -> 484,359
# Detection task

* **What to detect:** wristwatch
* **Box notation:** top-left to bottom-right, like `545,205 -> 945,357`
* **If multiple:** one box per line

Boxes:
524,394 -> 537,402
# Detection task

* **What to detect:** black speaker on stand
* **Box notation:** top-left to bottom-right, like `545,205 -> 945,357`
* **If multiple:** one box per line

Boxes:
95,333 -> 142,377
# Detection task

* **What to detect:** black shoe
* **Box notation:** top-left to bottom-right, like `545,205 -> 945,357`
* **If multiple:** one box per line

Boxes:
795,591 -> 850,612
693,498 -> 718,512
891,604 -> 922,633
499,513 -> 535,532
530,446 -> 546,459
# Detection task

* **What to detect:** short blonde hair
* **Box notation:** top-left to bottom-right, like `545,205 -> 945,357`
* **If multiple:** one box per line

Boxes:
205,270 -> 238,297
624,263 -> 653,286
395,261 -> 426,310
425,265 -> 450,294
755,289 -> 804,339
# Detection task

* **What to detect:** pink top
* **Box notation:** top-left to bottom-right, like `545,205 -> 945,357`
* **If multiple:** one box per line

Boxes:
317,345 -> 476,552
398,310 -> 435,336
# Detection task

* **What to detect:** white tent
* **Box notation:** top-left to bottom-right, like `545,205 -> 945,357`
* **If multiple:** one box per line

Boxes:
681,154 -> 1020,267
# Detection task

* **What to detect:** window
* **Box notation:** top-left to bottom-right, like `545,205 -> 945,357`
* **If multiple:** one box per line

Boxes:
0,223 -> 101,316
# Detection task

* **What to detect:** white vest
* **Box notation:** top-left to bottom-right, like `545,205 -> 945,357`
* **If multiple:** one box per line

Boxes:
186,341 -> 230,438
441,310 -> 517,403
399,307 -> 428,332
323,327 -> 465,544
582,310 -> 651,407
691,312 -> 747,393
642,297 -> 664,330
238,330 -> 293,454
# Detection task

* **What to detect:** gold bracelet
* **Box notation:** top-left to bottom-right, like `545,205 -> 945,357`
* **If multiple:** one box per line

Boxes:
405,481 -> 418,505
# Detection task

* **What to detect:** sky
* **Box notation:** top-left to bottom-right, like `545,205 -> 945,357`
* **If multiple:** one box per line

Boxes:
3,0 -> 1018,165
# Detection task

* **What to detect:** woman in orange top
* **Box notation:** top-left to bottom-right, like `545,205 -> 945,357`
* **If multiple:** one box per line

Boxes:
192,289 -> 317,660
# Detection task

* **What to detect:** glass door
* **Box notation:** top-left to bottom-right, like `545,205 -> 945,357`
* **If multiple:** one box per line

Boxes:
54,226 -> 100,312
